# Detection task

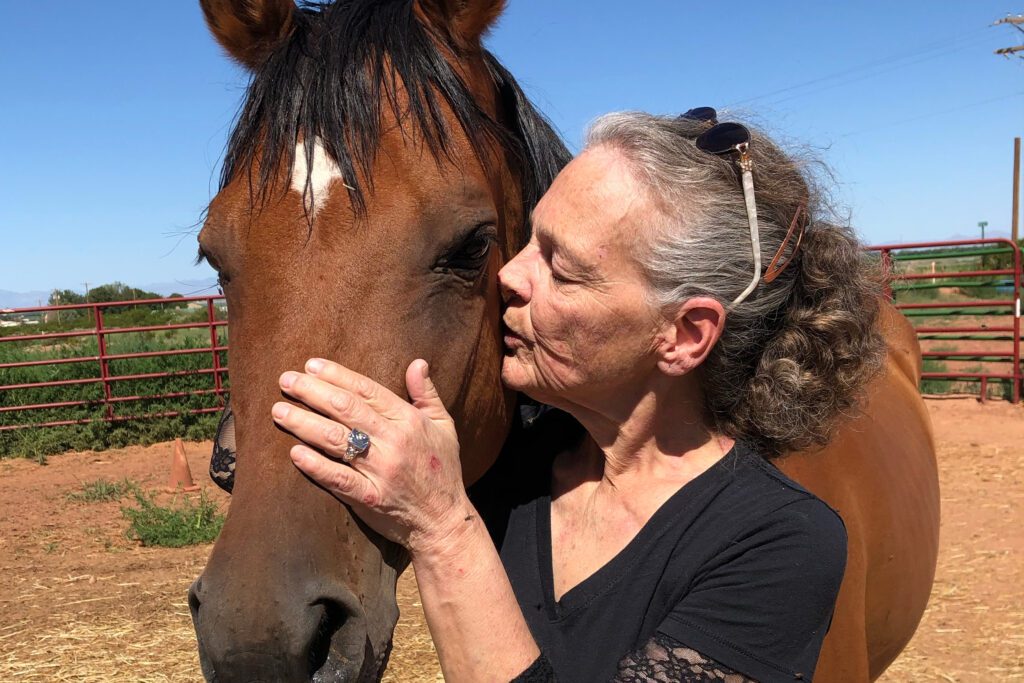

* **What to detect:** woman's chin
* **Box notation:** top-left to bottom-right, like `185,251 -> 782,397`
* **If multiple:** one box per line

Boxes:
500,355 -> 534,393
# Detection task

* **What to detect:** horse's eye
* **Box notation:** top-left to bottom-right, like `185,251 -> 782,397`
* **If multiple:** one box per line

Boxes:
197,245 -> 231,286
435,225 -> 497,279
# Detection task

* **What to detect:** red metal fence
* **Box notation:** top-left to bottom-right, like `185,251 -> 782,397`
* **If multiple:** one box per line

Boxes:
867,238 -> 1021,403
1,238 -> 1021,433
0,296 -> 227,431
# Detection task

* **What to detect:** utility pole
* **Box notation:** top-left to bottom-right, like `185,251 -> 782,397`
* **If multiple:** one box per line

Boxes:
83,282 -> 92,325
1014,137 -> 1021,244
978,221 -> 989,270
994,15 -> 1024,60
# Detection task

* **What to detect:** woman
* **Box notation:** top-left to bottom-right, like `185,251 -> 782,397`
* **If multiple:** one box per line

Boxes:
268,110 -> 883,682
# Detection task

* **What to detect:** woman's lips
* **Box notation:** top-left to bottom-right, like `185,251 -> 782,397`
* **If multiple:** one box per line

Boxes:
502,324 -> 527,350
503,331 -> 526,349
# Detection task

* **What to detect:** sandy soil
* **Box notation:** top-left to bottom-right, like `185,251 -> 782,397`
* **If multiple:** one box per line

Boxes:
877,399 -> 1024,682
1,398 -> 1021,681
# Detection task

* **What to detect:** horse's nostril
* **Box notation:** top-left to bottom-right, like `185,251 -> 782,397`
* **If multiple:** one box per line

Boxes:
188,577 -> 218,682
308,599 -> 350,674
188,578 -> 203,616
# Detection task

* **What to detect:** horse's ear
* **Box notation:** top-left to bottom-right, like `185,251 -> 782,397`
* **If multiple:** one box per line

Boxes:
200,0 -> 295,70
416,0 -> 506,48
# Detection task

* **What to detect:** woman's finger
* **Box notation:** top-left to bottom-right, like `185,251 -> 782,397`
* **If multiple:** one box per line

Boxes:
272,401 -> 365,462
290,444 -> 381,507
405,360 -> 451,424
305,358 -> 410,421
279,371 -> 386,437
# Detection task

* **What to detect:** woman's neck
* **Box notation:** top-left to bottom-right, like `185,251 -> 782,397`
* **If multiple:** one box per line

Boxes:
561,375 -> 734,490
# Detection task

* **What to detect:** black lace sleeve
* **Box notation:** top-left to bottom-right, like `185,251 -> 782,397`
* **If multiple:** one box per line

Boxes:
510,653 -> 556,682
613,632 -> 759,682
209,400 -> 236,494
508,633 -> 758,683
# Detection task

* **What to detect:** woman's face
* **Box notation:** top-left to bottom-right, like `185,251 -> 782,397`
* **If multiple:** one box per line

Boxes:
498,145 -> 666,412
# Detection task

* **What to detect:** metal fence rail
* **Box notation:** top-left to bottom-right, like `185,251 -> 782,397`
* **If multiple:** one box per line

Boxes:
1,238 -> 1021,433
0,295 -> 227,431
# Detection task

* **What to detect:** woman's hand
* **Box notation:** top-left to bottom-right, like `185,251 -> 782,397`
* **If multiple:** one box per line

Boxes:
272,357 -> 474,554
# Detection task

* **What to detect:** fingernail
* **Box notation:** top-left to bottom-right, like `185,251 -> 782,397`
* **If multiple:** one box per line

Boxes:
290,445 -> 309,464
306,358 -> 325,374
421,361 -> 430,379
272,402 -> 290,419
280,371 -> 297,389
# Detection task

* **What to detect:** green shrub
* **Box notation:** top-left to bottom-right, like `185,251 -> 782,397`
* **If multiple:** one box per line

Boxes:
920,358 -> 949,395
67,478 -> 139,503
121,491 -> 224,548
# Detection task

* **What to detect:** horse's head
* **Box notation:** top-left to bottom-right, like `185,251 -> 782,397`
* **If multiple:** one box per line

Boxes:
187,1 -> 567,680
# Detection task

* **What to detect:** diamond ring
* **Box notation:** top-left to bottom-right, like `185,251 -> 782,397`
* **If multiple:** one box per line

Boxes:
343,428 -> 371,462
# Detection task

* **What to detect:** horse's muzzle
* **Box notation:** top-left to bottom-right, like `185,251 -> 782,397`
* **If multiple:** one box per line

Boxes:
189,576 -> 385,682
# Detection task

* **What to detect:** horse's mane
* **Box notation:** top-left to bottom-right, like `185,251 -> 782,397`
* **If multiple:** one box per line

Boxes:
221,0 -> 570,242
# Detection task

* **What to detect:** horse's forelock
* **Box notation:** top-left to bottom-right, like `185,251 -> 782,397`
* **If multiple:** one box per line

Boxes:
219,0 -> 568,238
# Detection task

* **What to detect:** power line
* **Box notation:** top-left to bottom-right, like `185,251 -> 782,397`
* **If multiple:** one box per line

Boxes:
725,27 -> 993,108
837,91 -> 1024,138
767,36 -> 996,108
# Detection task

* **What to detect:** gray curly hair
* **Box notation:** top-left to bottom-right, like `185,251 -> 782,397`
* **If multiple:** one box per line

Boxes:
586,111 -> 885,458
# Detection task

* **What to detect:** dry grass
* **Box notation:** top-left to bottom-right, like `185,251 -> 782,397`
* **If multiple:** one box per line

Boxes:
876,423 -> 1024,682
0,568 -> 439,683
0,570 -> 204,682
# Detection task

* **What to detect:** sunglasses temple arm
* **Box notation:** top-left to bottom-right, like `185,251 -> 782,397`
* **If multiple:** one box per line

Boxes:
730,169 -> 762,307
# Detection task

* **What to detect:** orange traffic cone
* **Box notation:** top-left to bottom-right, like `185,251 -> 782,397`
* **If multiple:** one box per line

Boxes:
166,438 -> 201,493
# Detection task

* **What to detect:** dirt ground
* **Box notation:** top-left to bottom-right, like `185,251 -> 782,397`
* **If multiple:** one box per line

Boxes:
1,399 -> 1021,682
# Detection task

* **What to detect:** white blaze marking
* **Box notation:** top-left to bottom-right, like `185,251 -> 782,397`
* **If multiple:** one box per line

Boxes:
291,139 -> 349,217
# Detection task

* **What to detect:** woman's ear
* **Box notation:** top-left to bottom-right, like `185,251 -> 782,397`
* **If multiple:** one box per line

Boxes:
655,297 -> 726,377
415,0 -> 506,49
200,0 -> 295,70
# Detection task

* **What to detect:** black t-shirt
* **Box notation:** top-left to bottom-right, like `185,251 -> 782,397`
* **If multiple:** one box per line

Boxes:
469,410 -> 847,683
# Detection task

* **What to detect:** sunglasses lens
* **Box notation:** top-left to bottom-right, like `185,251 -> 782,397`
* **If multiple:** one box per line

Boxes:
679,107 -> 717,123
695,122 -> 751,155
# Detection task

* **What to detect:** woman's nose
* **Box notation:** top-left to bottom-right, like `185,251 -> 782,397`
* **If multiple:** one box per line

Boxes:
498,255 -> 529,304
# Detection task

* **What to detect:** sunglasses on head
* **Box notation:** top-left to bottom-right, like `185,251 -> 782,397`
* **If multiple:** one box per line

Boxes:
678,107 -> 805,301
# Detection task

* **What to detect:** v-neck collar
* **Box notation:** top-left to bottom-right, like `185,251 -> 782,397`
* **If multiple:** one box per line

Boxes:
535,443 -> 742,621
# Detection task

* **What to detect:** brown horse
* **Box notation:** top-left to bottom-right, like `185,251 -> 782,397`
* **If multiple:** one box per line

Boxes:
188,0 -> 567,680
778,304 -> 939,680
188,1 -> 940,681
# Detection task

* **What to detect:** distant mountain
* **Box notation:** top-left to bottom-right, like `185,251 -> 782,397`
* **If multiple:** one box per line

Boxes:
945,229 -> 1012,242
0,277 -> 220,310
0,289 -> 51,310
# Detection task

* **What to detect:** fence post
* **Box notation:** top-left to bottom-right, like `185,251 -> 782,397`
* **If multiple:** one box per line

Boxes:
208,298 -> 224,406
1014,240 -> 1021,404
95,305 -> 114,421
881,249 -> 894,300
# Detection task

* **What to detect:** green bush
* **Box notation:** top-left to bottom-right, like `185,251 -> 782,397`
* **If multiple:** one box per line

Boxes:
920,358 -> 949,395
121,491 -> 224,548
67,477 -> 139,503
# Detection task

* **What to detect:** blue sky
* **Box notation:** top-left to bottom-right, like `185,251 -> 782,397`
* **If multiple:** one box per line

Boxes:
1,1 -> 1021,294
